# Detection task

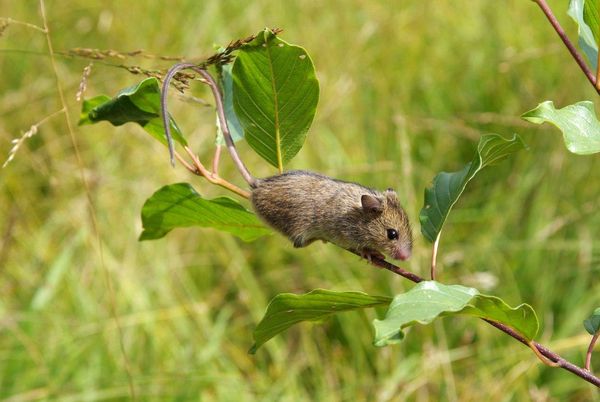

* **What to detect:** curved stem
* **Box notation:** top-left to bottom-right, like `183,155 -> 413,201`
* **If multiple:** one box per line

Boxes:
527,340 -> 560,367
160,63 -> 256,187
586,332 -> 599,372
360,251 -> 600,387
183,146 -> 250,199
533,0 -> 600,95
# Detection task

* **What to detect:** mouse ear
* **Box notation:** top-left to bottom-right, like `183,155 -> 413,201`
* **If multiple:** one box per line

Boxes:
384,189 -> 399,207
361,194 -> 383,214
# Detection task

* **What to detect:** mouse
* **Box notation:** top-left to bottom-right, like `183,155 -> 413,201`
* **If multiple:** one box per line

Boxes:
161,64 -> 412,261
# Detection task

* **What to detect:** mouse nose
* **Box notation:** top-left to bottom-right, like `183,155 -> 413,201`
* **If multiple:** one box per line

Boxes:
393,247 -> 411,261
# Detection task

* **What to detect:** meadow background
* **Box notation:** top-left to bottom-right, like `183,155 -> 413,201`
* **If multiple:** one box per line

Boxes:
1,1 -> 599,401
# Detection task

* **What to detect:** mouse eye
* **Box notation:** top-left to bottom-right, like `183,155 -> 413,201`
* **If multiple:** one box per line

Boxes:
387,229 -> 399,240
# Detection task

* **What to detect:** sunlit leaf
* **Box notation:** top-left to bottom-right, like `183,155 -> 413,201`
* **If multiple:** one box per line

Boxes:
79,77 -> 187,147
373,281 -> 539,347
250,290 -> 391,354
140,183 -> 270,241
232,28 -> 319,170
522,100 -> 600,155
419,134 -> 526,243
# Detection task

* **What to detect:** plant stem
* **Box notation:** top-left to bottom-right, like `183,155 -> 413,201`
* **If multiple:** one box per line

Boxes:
183,146 -> 250,199
362,252 -> 600,387
533,0 -> 600,95
586,332 -> 599,372
431,234 -> 440,280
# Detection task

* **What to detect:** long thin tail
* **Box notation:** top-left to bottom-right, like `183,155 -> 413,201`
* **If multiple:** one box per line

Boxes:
160,63 -> 256,186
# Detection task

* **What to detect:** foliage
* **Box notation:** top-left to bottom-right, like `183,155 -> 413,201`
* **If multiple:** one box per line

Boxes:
419,134 -> 526,243
232,29 -> 319,170
2,1 -> 600,400
372,281 -> 538,346
522,101 -> 600,155
139,183 -> 270,241
250,290 -> 391,353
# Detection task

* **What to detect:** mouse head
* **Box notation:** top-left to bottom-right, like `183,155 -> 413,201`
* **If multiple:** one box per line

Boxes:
360,189 -> 412,260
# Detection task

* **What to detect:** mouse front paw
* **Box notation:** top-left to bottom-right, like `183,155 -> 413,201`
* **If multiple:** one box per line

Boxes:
360,249 -> 385,263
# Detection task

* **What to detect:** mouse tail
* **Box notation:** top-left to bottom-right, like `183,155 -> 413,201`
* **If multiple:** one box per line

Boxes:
160,63 -> 257,187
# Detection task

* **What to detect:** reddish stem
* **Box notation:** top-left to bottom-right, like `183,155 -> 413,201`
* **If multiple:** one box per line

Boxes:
586,332 -> 599,372
363,252 -> 600,387
533,0 -> 600,95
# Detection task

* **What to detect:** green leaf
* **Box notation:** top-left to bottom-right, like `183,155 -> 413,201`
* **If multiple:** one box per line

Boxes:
140,183 -> 270,241
216,63 -> 245,146
373,281 -> 539,347
584,0 -> 600,46
522,100 -> 600,155
250,289 -> 391,354
419,134 -> 526,243
568,0 -> 598,70
79,77 -> 187,147
584,307 -> 600,335
79,95 -> 111,125
232,28 -> 320,170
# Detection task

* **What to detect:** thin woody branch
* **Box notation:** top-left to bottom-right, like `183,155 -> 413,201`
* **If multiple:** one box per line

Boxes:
361,251 -> 600,388
533,0 -> 600,95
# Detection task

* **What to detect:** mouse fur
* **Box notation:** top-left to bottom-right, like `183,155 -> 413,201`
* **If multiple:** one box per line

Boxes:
251,170 -> 412,260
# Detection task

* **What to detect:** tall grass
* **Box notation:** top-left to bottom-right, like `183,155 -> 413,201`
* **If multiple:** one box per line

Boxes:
1,1 -> 599,400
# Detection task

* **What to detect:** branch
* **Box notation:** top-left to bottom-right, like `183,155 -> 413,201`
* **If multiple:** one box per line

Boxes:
533,0 -> 600,95
360,251 -> 600,388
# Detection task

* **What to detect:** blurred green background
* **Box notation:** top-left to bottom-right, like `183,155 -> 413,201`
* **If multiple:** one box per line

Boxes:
1,1 -> 599,400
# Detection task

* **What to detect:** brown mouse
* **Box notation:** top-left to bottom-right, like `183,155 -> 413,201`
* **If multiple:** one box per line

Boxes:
161,65 -> 412,261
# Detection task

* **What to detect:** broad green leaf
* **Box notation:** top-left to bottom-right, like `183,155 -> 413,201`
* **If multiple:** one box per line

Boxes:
522,100 -> 600,154
373,281 -> 539,347
216,63 -> 244,146
140,183 -> 270,241
250,289 -> 391,354
419,134 -> 525,243
232,28 -> 319,170
584,307 -> 600,335
79,77 -> 187,147
568,0 -> 598,70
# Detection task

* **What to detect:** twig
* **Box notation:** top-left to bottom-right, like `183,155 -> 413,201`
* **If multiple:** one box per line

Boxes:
361,251 -> 600,387
586,332 -> 599,372
533,0 -> 600,95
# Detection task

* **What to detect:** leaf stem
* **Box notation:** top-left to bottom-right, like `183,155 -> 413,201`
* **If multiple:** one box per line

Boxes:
431,233 -> 440,280
212,145 -> 222,174
360,251 -> 600,387
183,146 -> 250,199
527,341 -> 560,367
533,0 -> 600,95
586,332 -> 599,372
